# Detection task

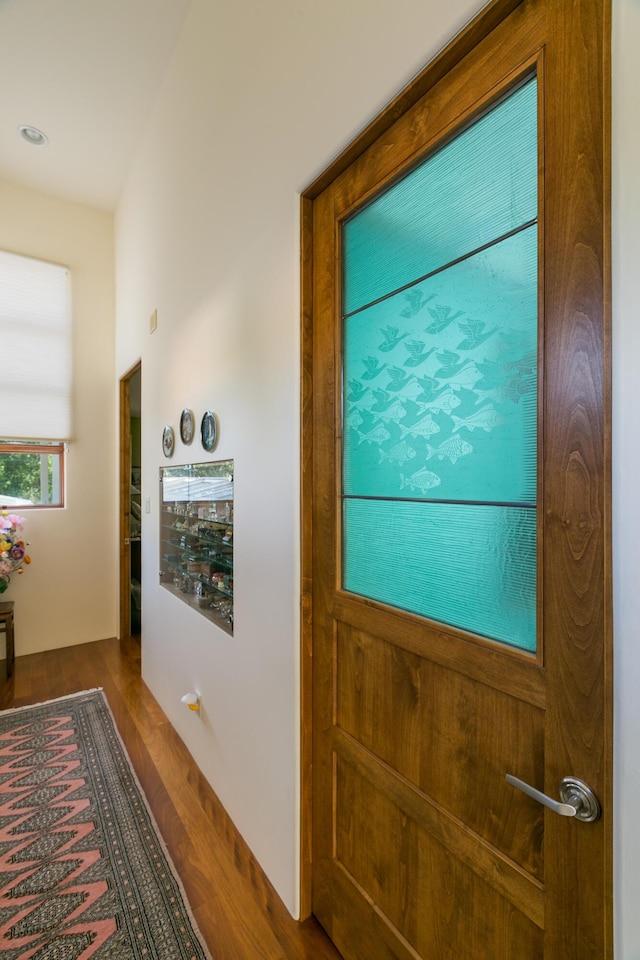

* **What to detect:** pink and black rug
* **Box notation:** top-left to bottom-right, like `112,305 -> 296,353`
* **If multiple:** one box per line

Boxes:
0,689 -> 213,959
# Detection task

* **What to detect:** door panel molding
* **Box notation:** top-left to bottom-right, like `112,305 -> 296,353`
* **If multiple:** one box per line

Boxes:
333,730 -> 545,927
334,593 -> 546,706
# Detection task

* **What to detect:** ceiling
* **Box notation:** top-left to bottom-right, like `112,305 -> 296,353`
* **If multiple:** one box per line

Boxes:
0,0 -> 193,212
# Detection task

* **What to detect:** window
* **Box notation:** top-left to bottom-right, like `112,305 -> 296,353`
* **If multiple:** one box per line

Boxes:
0,441 -> 65,508
342,78 -> 538,651
0,249 -> 71,508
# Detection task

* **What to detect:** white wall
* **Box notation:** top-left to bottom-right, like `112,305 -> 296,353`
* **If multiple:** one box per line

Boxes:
0,180 -> 116,654
115,0 -> 491,917
116,0 -> 635,945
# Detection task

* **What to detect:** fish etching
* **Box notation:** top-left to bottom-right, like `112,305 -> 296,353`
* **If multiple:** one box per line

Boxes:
396,378 -> 427,402
411,374 -> 446,403
346,409 -> 364,431
425,435 -> 473,464
372,397 -> 408,424
473,359 -> 508,392
357,425 -> 392,445
503,372 -> 536,404
451,403 -> 504,433
446,364 -> 483,392
378,441 -> 417,466
399,414 -> 440,440
416,388 -> 461,416
348,389 -> 379,412
378,326 -> 409,352
472,359 -> 521,404
474,375 -> 536,407
400,468 -> 442,493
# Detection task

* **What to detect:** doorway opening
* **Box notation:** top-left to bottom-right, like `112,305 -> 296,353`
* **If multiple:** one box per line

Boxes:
119,362 -> 142,640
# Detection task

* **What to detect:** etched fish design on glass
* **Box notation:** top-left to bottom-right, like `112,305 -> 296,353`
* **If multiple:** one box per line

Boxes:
430,347 -> 483,391
346,409 -> 364,431
395,378 -> 428,402
411,373 -> 447,402
399,468 -> 442,493
503,372 -> 536,403
451,403 -> 505,433
378,441 -> 417,466
425,435 -> 474,464
371,397 -> 408,424
446,364 -> 483,392
415,387 -> 461,416
357,425 -> 392,445
398,414 -> 440,440
348,388 -> 379,412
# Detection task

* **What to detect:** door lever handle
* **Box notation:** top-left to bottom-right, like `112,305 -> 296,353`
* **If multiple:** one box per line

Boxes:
506,774 -> 601,822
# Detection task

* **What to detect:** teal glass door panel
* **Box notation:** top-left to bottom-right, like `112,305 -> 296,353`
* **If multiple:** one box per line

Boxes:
343,79 -> 537,316
344,499 -> 536,651
341,76 -> 538,653
343,225 -> 537,504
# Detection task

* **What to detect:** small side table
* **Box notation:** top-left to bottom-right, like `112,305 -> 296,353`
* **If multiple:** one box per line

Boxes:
0,601 -> 15,678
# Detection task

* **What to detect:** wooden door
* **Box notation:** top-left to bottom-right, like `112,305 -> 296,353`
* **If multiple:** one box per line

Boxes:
303,1 -> 611,958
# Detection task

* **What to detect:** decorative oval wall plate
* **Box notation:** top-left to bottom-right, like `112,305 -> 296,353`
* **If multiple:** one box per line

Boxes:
162,425 -> 175,458
180,408 -> 195,445
201,411 -> 217,451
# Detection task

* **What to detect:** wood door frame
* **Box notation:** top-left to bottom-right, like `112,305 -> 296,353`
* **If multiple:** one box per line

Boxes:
119,361 -> 141,641
299,0 -> 611,941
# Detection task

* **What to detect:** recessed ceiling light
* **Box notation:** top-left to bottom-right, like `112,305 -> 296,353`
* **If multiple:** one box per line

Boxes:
18,125 -> 48,147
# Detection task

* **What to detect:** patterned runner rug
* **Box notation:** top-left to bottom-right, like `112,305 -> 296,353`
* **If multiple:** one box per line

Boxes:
0,689 -> 213,959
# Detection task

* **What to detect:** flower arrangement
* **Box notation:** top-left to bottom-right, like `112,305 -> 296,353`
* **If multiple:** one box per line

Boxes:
0,512 -> 31,594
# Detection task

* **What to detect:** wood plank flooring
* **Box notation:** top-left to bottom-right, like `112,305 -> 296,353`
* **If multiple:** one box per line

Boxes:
0,636 -> 342,960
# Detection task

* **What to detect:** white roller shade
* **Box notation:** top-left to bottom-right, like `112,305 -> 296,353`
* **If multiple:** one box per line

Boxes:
0,250 -> 72,441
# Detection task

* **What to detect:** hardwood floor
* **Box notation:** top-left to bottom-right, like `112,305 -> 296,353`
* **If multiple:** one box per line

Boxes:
0,636 -> 342,960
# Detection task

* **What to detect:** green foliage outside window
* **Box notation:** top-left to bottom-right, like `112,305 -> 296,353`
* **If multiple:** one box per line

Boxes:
0,452 -> 53,504
0,443 -> 64,507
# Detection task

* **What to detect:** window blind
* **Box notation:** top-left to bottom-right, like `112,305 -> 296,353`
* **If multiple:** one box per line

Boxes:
0,249 -> 72,441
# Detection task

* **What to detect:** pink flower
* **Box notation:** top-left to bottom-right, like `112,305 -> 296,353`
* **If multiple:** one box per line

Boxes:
0,515 -> 23,532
